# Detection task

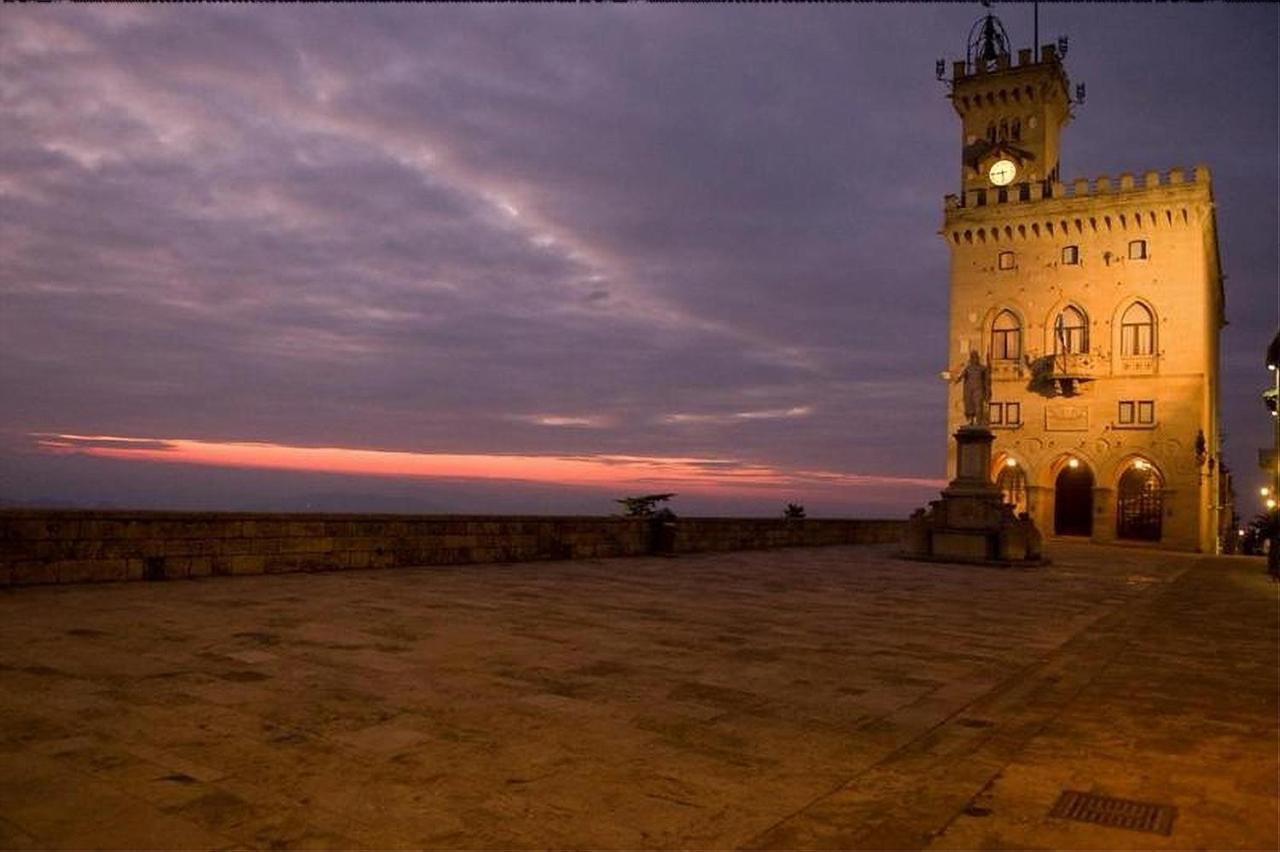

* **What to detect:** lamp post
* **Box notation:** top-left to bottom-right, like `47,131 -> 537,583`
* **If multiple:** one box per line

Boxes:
1265,331 -> 1279,574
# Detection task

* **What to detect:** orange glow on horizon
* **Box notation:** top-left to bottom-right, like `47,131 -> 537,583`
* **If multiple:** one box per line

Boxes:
33,432 -> 946,496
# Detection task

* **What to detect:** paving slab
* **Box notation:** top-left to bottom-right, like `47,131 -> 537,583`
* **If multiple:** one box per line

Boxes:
0,542 -> 1275,850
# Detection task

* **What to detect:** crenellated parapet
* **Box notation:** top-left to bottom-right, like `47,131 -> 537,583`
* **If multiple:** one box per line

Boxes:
948,43 -> 1070,114
942,164 -> 1213,242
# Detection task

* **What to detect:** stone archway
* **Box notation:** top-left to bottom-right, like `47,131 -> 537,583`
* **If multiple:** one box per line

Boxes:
995,463 -> 1028,515
1054,462 -> 1094,536
1116,462 -> 1164,541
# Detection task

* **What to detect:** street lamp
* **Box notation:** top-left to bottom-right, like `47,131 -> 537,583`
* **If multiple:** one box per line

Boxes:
1264,330 -> 1279,574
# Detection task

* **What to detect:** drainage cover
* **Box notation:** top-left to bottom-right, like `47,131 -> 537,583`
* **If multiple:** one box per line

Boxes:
1049,790 -> 1176,836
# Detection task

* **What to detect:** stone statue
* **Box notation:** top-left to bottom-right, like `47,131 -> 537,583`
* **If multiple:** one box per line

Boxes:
953,350 -> 991,426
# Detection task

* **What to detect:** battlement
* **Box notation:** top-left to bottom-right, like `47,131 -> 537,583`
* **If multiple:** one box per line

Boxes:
945,164 -> 1212,214
951,43 -> 1064,84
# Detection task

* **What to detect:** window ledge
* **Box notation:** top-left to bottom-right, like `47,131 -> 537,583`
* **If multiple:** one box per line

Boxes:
1118,355 -> 1158,373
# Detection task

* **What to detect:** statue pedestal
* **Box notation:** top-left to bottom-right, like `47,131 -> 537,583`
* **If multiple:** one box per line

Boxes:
901,426 -> 1045,566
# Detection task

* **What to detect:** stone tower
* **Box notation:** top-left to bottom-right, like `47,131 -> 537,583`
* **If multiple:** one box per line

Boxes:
939,14 -> 1225,552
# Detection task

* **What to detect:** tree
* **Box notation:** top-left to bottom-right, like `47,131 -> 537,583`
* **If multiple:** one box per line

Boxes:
616,493 -> 676,518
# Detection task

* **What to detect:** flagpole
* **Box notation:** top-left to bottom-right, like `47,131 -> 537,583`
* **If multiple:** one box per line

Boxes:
1034,1 -> 1040,61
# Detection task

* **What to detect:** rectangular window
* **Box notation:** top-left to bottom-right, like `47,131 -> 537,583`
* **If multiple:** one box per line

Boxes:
1118,400 -> 1155,426
1121,323 -> 1153,355
998,251 -> 1016,270
1128,239 -> 1148,260
992,329 -> 1021,360
1062,245 -> 1079,265
988,402 -> 1021,427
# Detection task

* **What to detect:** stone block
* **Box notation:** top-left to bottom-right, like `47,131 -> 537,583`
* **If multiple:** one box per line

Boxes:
11,561 -> 57,585
230,554 -> 266,574
165,538 -> 215,557
51,560 -> 101,584
290,537 -> 332,554
100,559 -> 132,582
264,555 -> 302,574
931,531 -> 993,561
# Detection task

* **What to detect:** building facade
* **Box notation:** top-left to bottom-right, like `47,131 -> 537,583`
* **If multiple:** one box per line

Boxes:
940,23 -> 1225,552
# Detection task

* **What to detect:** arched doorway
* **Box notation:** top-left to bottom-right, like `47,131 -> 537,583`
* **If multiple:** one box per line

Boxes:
1117,462 -> 1163,541
1054,461 -> 1094,536
995,463 -> 1028,515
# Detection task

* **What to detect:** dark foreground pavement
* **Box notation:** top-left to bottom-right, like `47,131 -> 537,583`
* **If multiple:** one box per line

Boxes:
0,542 -> 1275,850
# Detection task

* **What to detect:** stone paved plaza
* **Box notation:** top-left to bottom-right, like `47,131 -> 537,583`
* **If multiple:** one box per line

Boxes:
0,542 -> 1275,850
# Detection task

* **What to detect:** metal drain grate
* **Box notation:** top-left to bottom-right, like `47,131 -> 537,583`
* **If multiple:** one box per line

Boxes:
1049,790 -> 1176,836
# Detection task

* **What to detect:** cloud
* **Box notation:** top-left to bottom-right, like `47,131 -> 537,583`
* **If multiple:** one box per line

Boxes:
511,414 -> 613,429
34,432 -> 945,499
0,5 -> 1274,508
661,406 -> 814,425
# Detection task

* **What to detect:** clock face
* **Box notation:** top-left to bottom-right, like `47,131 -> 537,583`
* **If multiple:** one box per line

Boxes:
989,159 -> 1017,186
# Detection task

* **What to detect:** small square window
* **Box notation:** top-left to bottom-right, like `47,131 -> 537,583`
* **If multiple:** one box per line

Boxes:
1137,400 -> 1155,424
988,401 -> 1021,428
1128,239 -> 1148,260
1119,401 -> 1135,424
1062,245 -> 1079,265
997,251 -> 1016,270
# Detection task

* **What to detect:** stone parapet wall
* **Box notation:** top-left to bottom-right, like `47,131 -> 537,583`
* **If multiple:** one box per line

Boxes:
0,510 -> 905,587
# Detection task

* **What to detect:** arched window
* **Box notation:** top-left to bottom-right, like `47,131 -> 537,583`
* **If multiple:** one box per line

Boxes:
1054,306 -> 1089,354
999,119 -> 1009,140
987,122 -> 997,142
1011,118 -> 1021,141
991,310 -> 1022,361
1120,303 -> 1155,356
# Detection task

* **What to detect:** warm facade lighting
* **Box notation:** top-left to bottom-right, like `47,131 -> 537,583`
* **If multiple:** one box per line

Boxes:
1267,498 -> 1278,510
1262,486 -> 1272,497
1005,458 -> 1018,467
1133,459 -> 1149,470
1067,458 -> 1080,469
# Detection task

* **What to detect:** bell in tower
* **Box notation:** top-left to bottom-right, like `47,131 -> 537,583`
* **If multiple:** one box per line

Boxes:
968,9 -> 1011,71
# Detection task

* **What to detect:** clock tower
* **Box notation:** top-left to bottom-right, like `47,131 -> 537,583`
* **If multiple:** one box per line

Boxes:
938,12 -> 1227,553
949,14 -> 1072,195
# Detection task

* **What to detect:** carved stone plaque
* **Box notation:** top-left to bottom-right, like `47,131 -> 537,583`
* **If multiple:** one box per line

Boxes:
1045,404 -> 1089,431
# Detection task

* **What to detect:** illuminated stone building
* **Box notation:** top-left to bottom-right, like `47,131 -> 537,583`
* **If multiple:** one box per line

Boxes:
940,16 -> 1225,551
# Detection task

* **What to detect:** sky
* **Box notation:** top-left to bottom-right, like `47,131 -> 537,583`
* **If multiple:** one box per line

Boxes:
1,2 -> 1276,518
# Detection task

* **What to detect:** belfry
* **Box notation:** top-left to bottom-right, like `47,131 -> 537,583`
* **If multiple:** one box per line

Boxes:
939,11 -> 1226,551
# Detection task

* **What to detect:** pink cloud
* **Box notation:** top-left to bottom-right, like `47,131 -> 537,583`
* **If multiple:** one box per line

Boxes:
34,432 -> 945,498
